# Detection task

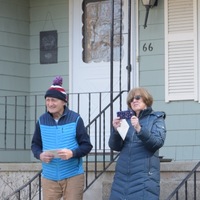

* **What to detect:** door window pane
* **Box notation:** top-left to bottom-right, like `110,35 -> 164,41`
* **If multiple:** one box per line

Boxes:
82,0 -> 124,63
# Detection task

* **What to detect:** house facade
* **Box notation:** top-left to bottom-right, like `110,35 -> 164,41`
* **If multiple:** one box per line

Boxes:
0,0 -> 200,163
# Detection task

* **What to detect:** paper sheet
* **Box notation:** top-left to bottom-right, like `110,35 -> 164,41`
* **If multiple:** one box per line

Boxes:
44,149 -> 61,158
117,119 -> 129,140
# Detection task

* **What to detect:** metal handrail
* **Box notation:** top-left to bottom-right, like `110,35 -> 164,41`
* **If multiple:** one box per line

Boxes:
166,161 -> 200,200
3,90 -> 127,199
83,90 -> 127,191
4,170 -> 42,200
0,90 -> 127,151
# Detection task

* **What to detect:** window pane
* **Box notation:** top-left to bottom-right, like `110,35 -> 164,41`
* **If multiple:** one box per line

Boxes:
82,0 -> 124,63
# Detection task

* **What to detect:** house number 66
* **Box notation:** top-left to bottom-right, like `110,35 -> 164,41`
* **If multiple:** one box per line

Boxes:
143,43 -> 153,52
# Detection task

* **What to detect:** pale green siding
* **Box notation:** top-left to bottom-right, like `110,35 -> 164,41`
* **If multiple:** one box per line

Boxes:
29,0 -> 69,95
0,0 -> 30,96
0,0 -> 200,163
0,0 -> 70,96
29,0 -> 69,162
0,0 -> 70,162
139,0 -> 200,161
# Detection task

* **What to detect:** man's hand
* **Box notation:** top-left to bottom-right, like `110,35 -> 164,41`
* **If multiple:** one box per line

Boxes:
57,149 -> 73,160
40,152 -> 54,163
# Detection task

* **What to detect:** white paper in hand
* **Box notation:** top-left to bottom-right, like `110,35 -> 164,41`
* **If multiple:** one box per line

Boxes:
117,119 -> 129,140
44,149 -> 61,158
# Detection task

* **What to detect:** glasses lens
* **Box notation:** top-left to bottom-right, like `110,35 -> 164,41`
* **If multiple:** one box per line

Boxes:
133,95 -> 141,101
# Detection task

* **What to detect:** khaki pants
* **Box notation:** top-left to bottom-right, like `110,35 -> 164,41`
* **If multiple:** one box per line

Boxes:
41,174 -> 84,200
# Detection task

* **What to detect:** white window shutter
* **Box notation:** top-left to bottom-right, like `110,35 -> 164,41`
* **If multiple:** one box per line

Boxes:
165,0 -> 198,102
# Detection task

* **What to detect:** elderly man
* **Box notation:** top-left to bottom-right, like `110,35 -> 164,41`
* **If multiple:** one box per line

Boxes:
31,76 -> 93,200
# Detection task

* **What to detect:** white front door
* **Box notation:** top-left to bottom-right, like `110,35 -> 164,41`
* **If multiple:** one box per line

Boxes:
69,0 -> 137,119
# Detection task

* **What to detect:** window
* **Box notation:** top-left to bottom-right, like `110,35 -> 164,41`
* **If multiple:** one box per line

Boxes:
82,0 -> 124,63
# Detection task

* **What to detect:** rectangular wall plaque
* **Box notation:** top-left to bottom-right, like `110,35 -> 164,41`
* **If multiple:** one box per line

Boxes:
40,30 -> 58,64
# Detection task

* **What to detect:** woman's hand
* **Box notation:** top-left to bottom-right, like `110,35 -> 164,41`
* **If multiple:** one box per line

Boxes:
131,116 -> 141,133
112,117 -> 121,130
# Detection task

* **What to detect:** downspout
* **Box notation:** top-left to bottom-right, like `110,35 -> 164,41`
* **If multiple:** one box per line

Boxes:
110,0 -> 114,160
127,0 -> 132,91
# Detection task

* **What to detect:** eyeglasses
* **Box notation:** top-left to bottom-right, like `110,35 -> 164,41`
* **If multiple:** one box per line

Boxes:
131,95 -> 142,101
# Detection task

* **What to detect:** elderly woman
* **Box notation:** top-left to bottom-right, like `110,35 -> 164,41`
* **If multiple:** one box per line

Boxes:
109,87 -> 166,200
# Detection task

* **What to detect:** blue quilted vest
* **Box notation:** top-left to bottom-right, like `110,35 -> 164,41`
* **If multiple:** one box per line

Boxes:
39,117 -> 84,181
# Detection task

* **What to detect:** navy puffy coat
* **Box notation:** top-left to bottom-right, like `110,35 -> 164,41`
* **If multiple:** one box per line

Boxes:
109,108 -> 166,200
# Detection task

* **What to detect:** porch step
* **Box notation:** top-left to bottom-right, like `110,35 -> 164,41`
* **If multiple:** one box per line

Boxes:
102,180 -> 200,200
102,181 -> 111,200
